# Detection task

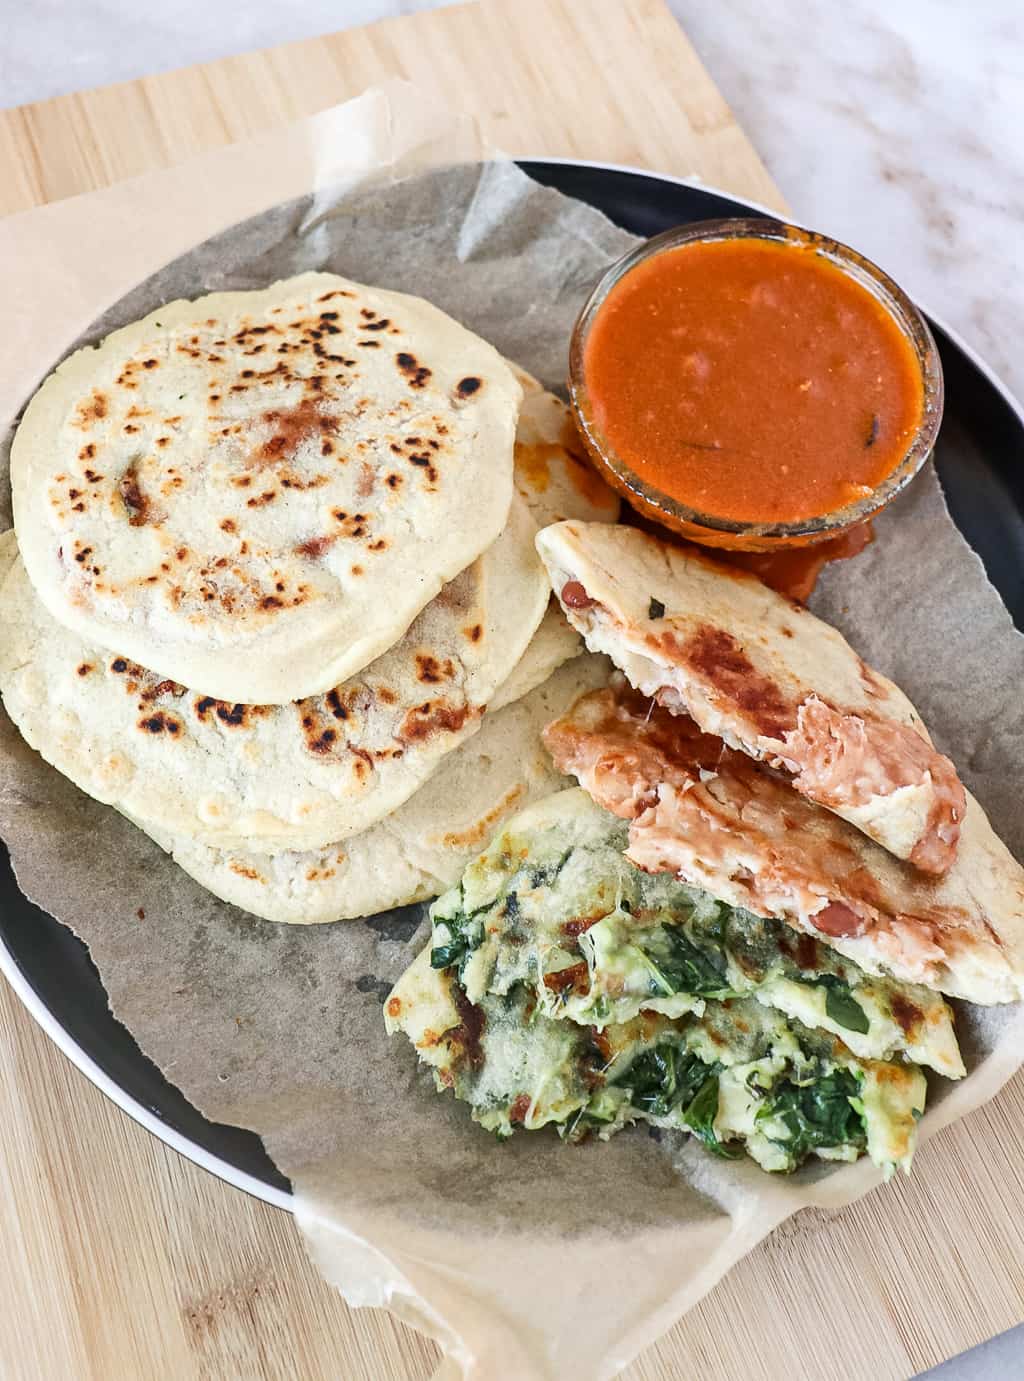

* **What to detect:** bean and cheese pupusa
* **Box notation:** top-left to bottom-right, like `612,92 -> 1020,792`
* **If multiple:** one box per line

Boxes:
536,520 -> 966,875
544,683 -> 1024,1007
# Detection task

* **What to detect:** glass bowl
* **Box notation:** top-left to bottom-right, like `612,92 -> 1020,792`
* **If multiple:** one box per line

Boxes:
568,218 -> 944,551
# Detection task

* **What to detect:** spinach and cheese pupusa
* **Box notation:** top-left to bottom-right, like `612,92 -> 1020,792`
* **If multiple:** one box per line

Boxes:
385,949 -> 926,1174
426,789 -> 963,1077
386,789 -> 963,1175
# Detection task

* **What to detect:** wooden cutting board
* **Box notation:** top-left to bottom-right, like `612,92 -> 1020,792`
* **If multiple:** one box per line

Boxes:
1,1 -> 1022,1377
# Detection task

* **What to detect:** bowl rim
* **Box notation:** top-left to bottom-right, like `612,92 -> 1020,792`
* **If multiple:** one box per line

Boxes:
568,216 -> 946,545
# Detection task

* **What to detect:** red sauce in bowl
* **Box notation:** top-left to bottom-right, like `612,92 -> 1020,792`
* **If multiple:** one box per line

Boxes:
581,236 -> 925,526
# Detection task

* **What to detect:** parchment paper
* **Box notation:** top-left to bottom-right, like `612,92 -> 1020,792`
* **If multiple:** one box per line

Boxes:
2,83 -> 1024,1381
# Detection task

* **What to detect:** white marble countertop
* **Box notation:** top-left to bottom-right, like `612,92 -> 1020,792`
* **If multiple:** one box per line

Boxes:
683,0 -> 1024,412
1,1 -> 1020,1376
3,0 -> 1021,406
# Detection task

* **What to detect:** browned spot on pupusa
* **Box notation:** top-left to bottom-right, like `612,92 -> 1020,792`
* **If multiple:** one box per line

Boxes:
450,983 -> 485,1069
395,352 -> 431,389
139,678 -> 184,703
350,745 -> 374,778
107,656 -> 158,696
137,710 -> 182,736
665,624 -> 795,740
441,783 -> 526,850
298,707 -> 341,756
192,697 -> 270,729
250,398 -> 333,470
856,656 -> 889,700
407,453 -> 439,485
325,688 -> 352,721
889,991 -> 924,1037
119,460 -> 151,526
331,510 -> 370,541
415,654 -> 455,684
295,534 -> 336,559
355,462 -> 376,499
229,862 -> 262,882
75,390 -> 108,427
454,376 -> 482,401
397,699 -> 477,744
359,308 -> 391,333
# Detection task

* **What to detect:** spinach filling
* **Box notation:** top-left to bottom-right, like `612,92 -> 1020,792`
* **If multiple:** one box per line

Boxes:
621,923 -> 730,1001
427,972 -> 881,1169
755,1067 -> 866,1161
813,975 -> 871,1036
391,792 -> 946,1174
430,878 -> 874,1040
610,1043 -> 738,1157
429,899 -> 485,972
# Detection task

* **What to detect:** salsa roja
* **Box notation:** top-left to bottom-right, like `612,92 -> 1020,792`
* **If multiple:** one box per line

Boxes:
581,236 -> 925,525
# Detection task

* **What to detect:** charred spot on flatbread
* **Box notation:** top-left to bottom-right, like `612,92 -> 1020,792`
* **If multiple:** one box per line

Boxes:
667,624 -> 795,740
415,653 -> 455,685
119,459 -> 152,526
192,697 -> 269,730
396,352 -> 432,389
398,699 -> 478,745
137,710 -> 182,736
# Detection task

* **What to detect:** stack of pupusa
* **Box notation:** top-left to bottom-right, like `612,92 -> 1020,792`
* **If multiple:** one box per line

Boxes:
0,271 -> 615,924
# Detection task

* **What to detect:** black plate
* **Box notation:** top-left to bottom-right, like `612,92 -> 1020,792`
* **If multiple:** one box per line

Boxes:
1,161 -> 1022,1204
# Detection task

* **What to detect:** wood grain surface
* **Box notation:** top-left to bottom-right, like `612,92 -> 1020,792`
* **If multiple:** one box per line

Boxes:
1,2 -> 1022,1378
